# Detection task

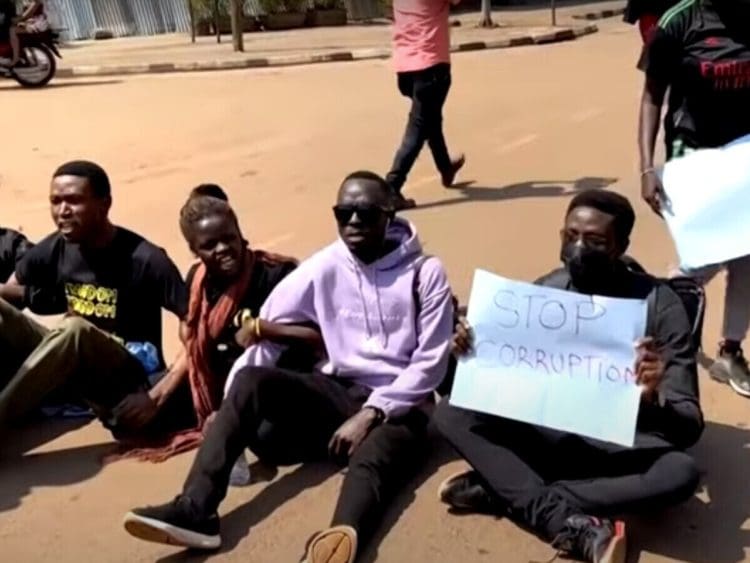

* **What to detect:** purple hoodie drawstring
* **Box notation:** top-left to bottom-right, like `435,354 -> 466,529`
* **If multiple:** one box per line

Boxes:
354,265 -> 375,342
373,269 -> 390,348
353,262 -> 389,349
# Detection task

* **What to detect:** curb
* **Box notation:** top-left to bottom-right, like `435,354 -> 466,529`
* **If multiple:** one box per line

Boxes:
57,24 -> 597,80
572,7 -> 625,20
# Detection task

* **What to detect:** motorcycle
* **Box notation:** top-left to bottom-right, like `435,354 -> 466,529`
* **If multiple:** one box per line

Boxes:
0,29 -> 61,88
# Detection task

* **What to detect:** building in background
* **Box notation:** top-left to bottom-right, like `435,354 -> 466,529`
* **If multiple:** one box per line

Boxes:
46,0 -> 191,40
45,0 -> 384,41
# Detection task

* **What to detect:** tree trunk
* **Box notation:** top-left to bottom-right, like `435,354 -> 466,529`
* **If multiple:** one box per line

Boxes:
213,0 -> 221,43
187,0 -> 196,43
229,0 -> 244,52
478,0 -> 496,28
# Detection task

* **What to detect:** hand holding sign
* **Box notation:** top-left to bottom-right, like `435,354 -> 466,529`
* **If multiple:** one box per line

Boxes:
452,317 -> 473,356
660,134 -> 750,269
450,270 -> 648,447
635,337 -> 665,402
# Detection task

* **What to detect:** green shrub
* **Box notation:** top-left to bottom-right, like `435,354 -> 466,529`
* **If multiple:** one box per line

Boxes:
258,0 -> 309,14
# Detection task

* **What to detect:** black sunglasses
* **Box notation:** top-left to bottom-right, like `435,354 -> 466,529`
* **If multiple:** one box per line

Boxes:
332,204 -> 389,226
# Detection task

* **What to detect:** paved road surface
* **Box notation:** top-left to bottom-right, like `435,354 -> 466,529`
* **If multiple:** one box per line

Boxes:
1,17 -> 748,563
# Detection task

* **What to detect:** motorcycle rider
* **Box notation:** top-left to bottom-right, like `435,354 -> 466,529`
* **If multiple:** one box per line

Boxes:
0,0 -> 20,67
16,1 -> 49,34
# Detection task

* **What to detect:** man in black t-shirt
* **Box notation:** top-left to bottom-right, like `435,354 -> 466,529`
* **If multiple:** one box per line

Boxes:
638,0 -> 750,397
0,161 -> 191,438
0,227 -> 32,283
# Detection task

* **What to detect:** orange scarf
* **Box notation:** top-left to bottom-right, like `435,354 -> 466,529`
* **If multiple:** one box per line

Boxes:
107,249 -> 295,463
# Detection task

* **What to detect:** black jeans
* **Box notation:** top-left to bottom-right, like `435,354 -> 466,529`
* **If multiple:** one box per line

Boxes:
386,63 -> 453,192
182,366 -> 428,541
434,399 -> 699,540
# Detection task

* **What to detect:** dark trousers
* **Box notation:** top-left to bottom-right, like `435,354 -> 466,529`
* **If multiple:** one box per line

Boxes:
386,63 -> 453,192
433,399 -> 699,540
182,366 -> 427,541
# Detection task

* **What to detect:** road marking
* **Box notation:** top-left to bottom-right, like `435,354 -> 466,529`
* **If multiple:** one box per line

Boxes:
569,108 -> 604,123
496,133 -> 539,154
257,232 -> 295,250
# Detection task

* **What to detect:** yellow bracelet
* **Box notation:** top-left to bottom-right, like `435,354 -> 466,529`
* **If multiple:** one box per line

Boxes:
253,318 -> 262,339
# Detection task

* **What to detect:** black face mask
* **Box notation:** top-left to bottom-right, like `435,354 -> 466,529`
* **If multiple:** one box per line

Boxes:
561,243 -> 615,289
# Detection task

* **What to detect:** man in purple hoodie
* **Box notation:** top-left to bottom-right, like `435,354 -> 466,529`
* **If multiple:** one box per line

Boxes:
122,171 -> 455,563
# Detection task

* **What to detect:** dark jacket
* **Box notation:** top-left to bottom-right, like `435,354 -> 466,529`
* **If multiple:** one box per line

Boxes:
0,228 -> 32,283
537,267 -> 704,451
623,0 -> 681,23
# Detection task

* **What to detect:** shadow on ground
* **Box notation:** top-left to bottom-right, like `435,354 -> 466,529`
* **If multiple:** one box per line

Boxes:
43,79 -> 123,89
0,416 -> 92,459
0,418 -> 106,513
0,79 -> 122,91
156,462 -> 340,563
627,421 -> 750,563
411,176 -> 617,212
154,428 -> 457,563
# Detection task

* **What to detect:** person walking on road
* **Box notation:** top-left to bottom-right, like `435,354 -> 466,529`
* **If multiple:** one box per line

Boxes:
624,0 -> 680,45
638,0 -> 750,397
623,0 -> 681,69
386,0 -> 465,210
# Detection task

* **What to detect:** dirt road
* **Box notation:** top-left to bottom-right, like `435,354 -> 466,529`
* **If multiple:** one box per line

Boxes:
1,17 -> 748,563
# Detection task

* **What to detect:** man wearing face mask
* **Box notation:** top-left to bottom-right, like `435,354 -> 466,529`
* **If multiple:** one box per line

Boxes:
434,190 -> 703,563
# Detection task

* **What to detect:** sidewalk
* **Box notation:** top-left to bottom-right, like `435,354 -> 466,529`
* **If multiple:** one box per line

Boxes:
57,1 -> 625,78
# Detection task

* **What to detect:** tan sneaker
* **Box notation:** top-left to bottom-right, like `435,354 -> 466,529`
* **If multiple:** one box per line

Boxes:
302,525 -> 357,563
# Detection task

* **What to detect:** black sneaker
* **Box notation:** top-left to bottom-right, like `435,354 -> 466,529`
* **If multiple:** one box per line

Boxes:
551,515 -> 626,563
438,470 -> 500,513
710,346 -> 750,397
123,495 -> 221,550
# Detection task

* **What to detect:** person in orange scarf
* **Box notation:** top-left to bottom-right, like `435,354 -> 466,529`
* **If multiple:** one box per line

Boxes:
115,186 -> 321,461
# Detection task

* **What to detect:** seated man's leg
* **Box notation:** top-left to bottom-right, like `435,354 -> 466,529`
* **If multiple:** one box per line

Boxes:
553,449 -> 699,517
434,399 -> 554,516
9,26 -> 20,64
123,367 -> 359,549
436,398 -> 695,562
532,448 -> 698,563
0,297 -> 48,389
304,411 -> 428,562
0,316 -> 146,425
434,398 -> 614,548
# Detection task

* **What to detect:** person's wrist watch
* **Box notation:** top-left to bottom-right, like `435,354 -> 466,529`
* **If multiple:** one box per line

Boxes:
363,406 -> 385,425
